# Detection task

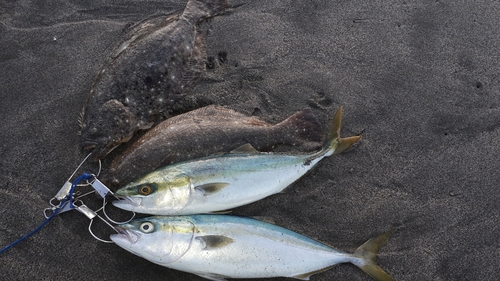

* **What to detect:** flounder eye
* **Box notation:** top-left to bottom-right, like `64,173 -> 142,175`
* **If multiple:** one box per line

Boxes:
139,222 -> 154,233
139,185 -> 152,195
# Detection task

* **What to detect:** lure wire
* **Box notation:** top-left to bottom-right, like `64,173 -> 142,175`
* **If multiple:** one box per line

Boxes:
77,160 -> 101,187
88,219 -> 115,244
84,199 -> 127,244
102,199 -> 136,225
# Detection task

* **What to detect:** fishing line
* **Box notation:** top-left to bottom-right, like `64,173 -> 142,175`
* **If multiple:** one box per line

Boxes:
0,173 -> 93,254
67,152 -> 93,183
69,173 -> 93,208
77,160 -> 102,187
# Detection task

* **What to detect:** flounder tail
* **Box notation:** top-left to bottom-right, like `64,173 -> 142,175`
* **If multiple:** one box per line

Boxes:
353,228 -> 395,281
276,109 -> 323,150
323,106 -> 360,157
182,0 -> 230,23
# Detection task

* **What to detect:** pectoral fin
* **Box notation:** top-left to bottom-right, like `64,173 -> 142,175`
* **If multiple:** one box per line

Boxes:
210,210 -> 233,214
195,182 -> 229,195
197,235 -> 235,250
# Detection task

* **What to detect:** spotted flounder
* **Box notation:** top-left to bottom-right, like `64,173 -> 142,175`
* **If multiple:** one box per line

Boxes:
80,0 -> 229,160
100,105 -> 323,189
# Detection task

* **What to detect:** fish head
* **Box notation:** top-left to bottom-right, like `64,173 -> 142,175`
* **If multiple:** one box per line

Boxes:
111,216 -> 195,265
80,99 -> 142,160
112,170 -> 192,215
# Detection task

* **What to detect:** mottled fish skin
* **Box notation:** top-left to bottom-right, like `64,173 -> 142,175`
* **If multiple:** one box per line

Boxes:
101,105 -> 323,189
80,0 -> 229,160
111,215 -> 394,281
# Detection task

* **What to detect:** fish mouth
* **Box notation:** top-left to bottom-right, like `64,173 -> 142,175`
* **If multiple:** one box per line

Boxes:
112,196 -> 142,209
81,141 -> 98,151
80,141 -> 117,160
111,226 -> 140,244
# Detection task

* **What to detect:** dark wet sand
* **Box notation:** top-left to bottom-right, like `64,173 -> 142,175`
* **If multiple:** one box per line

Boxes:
1,1 -> 499,280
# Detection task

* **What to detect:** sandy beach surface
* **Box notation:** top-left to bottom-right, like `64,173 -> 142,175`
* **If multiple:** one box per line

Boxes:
1,1 -> 499,280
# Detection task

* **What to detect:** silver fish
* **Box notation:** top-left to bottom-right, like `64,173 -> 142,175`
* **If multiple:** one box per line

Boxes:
111,215 -> 394,281
112,107 -> 359,215
101,105 -> 323,189
80,0 -> 229,160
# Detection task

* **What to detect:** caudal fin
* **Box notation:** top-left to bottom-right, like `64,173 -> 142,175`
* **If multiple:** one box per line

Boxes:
182,0 -> 230,23
353,228 -> 395,281
276,109 -> 323,150
323,106 -> 360,156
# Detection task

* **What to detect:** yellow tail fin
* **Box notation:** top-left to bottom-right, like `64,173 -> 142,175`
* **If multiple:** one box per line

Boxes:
334,135 -> 361,155
353,228 -> 395,281
324,106 -> 361,155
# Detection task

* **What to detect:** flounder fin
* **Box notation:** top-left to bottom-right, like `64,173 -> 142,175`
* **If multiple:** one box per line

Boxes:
353,228 -> 395,281
195,182 -> 229,195
291,266 -> 334,280
230,143 -> 259,154
277,109 -> 323,148
197,235 -> 235,250
182,0 -> 229,24
181,32 -> 206,89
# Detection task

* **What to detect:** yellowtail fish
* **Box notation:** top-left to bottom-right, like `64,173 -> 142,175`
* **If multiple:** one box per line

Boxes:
80,0 -> 229,160
112,107 -> 359,215
111,215 -> 394,281
101,105 -> 323,189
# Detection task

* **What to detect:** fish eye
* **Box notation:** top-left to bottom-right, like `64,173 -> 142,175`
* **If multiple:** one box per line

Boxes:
139,185 -> 153,195
139,222 -> 155,233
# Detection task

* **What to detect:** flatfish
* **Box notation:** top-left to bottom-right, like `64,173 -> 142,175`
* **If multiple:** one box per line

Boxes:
80,0 -> 229,160
100,105 -> 323,189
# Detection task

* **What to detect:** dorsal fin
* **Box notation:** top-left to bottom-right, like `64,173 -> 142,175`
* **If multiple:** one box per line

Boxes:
251,216 -> 276,225
230,143 -> 259,154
